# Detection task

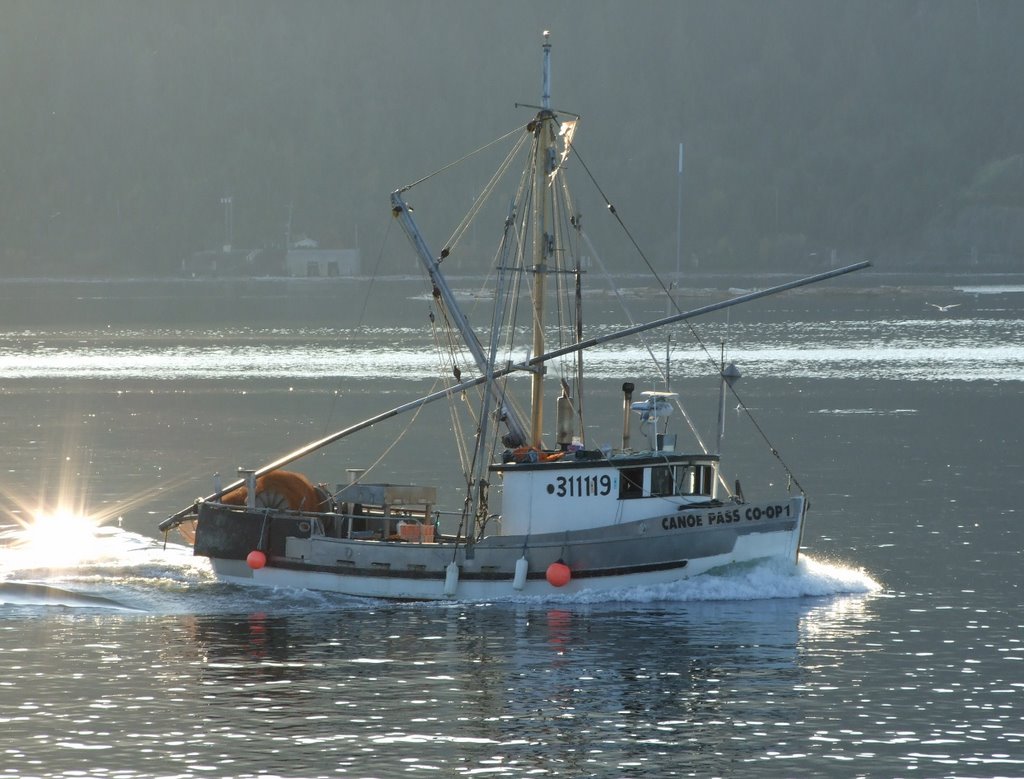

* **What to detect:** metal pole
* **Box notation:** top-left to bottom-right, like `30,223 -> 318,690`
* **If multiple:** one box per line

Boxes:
526,261 -> 872,368
530,33 -> 556,446
675,142 -> 684,280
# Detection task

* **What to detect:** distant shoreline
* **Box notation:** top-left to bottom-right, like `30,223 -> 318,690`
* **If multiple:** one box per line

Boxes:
1,269 -> 1022,296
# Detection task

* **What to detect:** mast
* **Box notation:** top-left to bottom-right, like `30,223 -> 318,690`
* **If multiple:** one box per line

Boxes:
530,32 -> 557,446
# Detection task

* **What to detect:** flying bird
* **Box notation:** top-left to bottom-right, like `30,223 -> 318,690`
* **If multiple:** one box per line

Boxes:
926,302 -> 961,313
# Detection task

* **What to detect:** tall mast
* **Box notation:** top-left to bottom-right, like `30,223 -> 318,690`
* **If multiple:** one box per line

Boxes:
530,32 -> 556,446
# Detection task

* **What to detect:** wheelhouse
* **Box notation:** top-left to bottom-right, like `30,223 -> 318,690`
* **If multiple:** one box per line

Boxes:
491,452 -> 721,535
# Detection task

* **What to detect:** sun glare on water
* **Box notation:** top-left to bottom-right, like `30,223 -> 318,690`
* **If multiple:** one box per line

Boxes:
6,508 -> 117,570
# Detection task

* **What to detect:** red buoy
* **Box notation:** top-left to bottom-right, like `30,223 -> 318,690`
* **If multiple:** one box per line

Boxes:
246,550 -> 267,570
546,560 -> 571,587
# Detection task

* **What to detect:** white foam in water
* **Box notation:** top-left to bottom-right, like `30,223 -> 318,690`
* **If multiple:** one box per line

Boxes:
541,555 -> 881,606
0,520 -> 215,612
1,522 -> 200,578
1,516 -> 880,612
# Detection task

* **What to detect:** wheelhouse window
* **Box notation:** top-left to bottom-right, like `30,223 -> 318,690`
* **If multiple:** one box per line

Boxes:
619,467 -> 644,499
617,462 -> 717,499
674,465 -> 695,495
650,466 -> 674,497
698,464 -> 714,495
674,464 -> 714,496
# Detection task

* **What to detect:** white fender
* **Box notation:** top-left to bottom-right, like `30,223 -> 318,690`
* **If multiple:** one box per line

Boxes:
443,562 -> 460,596
512,556 -> 529,591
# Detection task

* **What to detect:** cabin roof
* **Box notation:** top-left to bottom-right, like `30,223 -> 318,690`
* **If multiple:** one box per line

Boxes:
489,450 -> 720,473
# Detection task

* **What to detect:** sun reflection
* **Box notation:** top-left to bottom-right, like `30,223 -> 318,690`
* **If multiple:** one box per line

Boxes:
0,505 -> 115,570
797,559 -> 883,646
0,454 -> 207,575
19,509 -> 114,567
1,468 -> 128,570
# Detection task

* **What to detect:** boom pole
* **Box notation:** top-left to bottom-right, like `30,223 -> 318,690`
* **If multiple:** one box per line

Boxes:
390,191 -> 528,447
159,260 -> 870,532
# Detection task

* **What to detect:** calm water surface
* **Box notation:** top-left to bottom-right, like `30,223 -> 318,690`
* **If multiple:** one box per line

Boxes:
0,278 -> 1022,777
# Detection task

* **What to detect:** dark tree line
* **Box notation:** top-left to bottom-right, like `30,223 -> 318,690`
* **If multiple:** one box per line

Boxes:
2,0 -> 1022,277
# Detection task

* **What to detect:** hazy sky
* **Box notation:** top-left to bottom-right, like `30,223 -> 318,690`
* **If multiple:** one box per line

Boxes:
3,1 -> 1021,274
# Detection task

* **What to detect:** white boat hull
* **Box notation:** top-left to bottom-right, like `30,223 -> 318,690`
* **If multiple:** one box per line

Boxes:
196,495 -> 805,601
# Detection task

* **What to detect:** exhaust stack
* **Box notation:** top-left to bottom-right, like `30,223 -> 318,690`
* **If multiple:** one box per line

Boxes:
621,382 -> 635,451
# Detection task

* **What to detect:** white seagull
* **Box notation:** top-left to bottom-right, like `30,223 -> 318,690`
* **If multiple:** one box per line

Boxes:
926,302 -> 961,313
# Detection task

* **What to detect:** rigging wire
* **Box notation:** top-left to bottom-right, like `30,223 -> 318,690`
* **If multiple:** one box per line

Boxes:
322,214 -> 394,438
459,208 -> 525,538
497,185 -> 532,442
567,138 -> 807,496
404,123 -> 536,460
397,124 -> 526,193
352,376 -> 445,484
428,296 -> 477,478
554,170 -> 587,441
581,229 -> 717,467
443,132 -> 531,261
355,217 -> 393,328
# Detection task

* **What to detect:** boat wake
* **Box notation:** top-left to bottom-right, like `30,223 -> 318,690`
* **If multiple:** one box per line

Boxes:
0,580 -> 146,612
551,555 -> 882,605
0,518 -> 879,614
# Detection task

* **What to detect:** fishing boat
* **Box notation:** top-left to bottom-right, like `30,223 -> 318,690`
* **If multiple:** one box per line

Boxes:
158,34 -> 868,601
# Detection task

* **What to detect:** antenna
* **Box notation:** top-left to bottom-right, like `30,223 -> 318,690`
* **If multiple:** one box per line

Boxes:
666,335 -> 671,392
541,31 -> 551,110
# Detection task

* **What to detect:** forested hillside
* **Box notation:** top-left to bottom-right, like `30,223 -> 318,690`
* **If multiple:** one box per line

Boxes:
2,0 -> 1022,276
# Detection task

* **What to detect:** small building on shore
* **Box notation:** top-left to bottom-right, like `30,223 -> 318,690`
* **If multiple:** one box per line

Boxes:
184,248 -> 285,277
285,244 -> 361,277
184,241 -> 360,278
